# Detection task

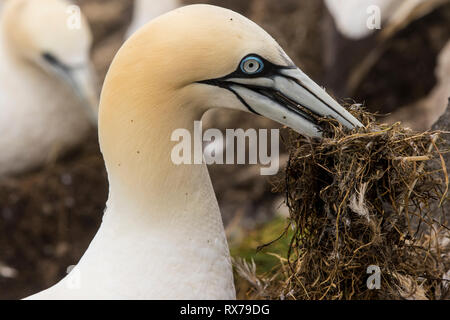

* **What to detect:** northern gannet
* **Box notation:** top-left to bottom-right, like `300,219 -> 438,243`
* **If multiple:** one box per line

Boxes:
126,0 -> 180,38
324,0 -> 448,100
0,0 -> 98,176
26,5 -> 361,300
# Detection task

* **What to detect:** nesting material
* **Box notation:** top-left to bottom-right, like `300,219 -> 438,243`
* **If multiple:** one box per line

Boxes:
239,105 -> 449,300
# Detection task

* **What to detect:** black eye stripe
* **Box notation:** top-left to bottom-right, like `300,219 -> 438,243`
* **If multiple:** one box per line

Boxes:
41,52 -> 85,73
198,54 -> 296,86
42,52 -> 60,66
42,52 -> 71,73
224,54 -> 294,79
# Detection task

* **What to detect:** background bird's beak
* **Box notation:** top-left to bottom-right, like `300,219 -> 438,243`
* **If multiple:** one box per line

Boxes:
226,68 -> 363,138
64,65 -> 100,125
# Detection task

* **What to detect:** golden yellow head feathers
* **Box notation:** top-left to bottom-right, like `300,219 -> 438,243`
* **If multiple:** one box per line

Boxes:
116,4 -> 293,90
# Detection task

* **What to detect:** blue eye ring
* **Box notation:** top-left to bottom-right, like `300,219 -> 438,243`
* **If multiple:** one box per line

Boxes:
240,56 -> 264,75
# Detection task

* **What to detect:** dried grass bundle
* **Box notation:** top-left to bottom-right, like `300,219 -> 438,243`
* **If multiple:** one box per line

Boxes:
238,106 -> 449,300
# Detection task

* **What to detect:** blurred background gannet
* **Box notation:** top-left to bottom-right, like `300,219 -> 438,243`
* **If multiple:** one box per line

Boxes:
0,0 -> 99,177
324,0 -> 447,40
26,5 -> 361,300
126,0 -> 180,38
324,0 -> 399,40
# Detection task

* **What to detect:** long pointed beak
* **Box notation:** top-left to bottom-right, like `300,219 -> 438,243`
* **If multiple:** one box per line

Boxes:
223,68 -> 362,138
65,65 -> 100,126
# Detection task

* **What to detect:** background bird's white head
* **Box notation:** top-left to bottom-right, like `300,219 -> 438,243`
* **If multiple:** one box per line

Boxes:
1,0 -> 99,122
2,0 -> 90,67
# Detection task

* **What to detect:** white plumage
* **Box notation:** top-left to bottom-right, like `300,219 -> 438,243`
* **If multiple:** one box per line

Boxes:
324,0 -> 426,40
0,0 -> 99,176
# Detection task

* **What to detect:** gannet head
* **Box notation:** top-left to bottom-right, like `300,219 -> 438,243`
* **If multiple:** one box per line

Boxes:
1,0 -> 99,123
103,4 -> 362,140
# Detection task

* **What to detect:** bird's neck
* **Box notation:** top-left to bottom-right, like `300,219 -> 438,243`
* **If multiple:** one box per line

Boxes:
79,73 -> 235,299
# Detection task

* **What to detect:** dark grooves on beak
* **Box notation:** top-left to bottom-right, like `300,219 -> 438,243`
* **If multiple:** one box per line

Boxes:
261,89 -> 320,125
200,78 -> 323,127
281,74 -> 355,129
228,81 -> 322,126
228,87 -> 261,116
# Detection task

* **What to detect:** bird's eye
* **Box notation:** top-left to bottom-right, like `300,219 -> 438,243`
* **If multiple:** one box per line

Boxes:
240,56 -> 264,75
